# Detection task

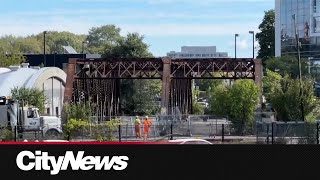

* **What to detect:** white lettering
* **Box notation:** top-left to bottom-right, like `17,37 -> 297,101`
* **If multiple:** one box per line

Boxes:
80,156 -> 95,170
16,151 -> 35,171
113,156 -> 129,170
50,156 -> 64,175
16,151 -> 129,175
60,151 -> 84,170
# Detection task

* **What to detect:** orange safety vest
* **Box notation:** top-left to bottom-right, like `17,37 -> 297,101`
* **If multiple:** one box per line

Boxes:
143,119 -> 152,131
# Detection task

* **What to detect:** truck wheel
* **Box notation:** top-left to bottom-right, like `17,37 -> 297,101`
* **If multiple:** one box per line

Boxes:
45,129 -> 60,139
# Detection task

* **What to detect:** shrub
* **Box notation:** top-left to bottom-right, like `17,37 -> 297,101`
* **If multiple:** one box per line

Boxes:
64,118 -> 121,141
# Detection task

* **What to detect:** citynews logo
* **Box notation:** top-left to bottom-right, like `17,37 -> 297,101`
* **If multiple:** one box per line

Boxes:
16,151 -> 129,175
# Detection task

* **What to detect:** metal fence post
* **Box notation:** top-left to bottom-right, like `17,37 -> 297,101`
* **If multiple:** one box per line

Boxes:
188,118 -> 192,137
222,124 -> 225,142
209,123 -> 212,138
126,123 -> 128,141
82,126 -> 84,141
317,122 -> 319,145
215,119 -> 217,138
119,124 -> 121,142
170,123 -> 173,140
266,123 -> 269,144
14,126 -> 17,142
271,122 -> 275,144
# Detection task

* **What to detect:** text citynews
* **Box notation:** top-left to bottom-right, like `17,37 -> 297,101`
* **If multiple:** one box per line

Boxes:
16,151 -> 129,175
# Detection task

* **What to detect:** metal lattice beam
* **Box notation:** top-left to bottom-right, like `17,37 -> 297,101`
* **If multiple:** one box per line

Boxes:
64,57 -> 262,117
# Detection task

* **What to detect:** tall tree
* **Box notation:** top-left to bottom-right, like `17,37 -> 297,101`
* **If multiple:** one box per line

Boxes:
0,50 -> 26,67
265,55 -> 309,78
209,80 -> 260,134
0,35 -> 17,53
86,25 -> 122,54
256,9 -> 275,62
102,30 -> 160,115
105,33 -> 153,58
34,31 -> 86,54
263,70 -> 318,122
15,37 -> 42,54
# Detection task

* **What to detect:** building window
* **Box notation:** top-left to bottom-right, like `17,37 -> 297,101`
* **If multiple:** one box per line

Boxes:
56,107 -> 59,117
46,108 -> 50,115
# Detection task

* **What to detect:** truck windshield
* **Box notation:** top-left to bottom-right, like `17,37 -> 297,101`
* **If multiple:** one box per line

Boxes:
27,109 -> 34,118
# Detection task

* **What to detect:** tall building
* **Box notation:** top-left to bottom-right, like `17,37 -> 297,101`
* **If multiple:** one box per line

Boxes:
166,46 -> 228,59
275,0 -> 320,58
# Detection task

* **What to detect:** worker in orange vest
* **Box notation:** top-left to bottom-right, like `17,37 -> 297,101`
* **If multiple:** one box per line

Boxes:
143,116 -> 153,141
134,116 -> 142,139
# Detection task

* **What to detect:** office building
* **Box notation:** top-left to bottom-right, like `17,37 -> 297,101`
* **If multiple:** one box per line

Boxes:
166,46 -> 228,59
275,0 -> 320,58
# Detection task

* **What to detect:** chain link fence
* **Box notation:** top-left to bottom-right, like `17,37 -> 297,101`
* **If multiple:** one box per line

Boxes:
1,113 -> 320,144
256,121 -> 319,144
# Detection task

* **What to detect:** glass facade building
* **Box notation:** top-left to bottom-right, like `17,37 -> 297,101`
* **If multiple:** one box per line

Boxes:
275,0 -> 320,58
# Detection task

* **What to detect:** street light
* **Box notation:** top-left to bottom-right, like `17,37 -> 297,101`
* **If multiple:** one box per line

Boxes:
235,34 -> 239,58
43,31 -> 47,67
82,40 -> 89,59
292,14 -> 305,121
249,31 -> 255,59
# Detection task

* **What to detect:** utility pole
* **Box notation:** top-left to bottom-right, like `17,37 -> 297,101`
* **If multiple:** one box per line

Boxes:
292,14 -> 305,121
235,34 -> 239,58
43,31 -> 47,67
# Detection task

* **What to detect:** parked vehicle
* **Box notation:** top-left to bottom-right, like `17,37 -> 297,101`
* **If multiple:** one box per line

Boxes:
168,138 -> 213,144
0,96 -> 63,138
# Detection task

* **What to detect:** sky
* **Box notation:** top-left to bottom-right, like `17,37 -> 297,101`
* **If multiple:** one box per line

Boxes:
0,0 -> 274,58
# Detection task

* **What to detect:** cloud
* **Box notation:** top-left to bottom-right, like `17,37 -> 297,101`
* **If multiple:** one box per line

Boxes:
238,39 -> 249,50
10,9 -> 262,21
0,21 -> 261,37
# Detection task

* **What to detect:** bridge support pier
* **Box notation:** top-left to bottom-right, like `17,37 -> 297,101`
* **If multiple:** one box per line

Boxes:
160,58 -> 171,115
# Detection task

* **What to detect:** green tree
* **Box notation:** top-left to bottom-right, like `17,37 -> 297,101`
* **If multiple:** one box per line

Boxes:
0,50 -> 26,67
0,35 -> 17,53
262,69 -> 282,97
265,55 -> 309,78
11,87 -> 47,113
192,89 -> 205,115
107,33 -> 153,58
86,25 -> 122,54
256,9 -> 275,62
263,71 -> 318,121
15,37 -> 42,54
209,80 -> 260,134
209,83 -> 230,117
101,29 -> 160,115
121,79 -> 161,115
34,31 -> 86,54
63,102 -> 92,121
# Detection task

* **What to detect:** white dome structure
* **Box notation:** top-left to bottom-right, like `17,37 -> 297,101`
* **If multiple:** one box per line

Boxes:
0,63 -> 66,117
0,67 -> 10,74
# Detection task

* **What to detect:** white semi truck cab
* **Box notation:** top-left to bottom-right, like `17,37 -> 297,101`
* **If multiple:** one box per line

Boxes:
0,96 -> 63,137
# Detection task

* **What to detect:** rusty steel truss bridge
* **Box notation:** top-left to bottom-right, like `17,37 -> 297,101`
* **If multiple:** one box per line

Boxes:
64,57 -> 262,119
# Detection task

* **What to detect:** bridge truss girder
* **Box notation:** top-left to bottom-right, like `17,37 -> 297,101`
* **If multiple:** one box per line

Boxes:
64,58 -> 262,118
